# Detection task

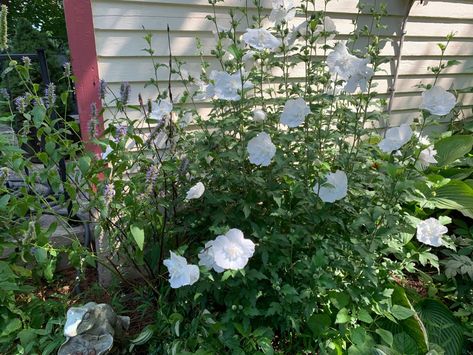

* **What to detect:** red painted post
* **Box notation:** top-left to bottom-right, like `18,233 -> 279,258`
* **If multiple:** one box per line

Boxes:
64,0 -> 103,155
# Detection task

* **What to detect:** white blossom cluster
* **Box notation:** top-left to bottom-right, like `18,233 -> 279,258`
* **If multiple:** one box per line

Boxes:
164,229 -> 255,288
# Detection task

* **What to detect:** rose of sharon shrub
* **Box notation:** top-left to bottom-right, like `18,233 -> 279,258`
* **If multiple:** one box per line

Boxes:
88,0 -> 471,353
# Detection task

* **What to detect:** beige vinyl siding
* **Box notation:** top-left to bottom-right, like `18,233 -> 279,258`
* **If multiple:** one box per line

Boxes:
91,0 -> 473,125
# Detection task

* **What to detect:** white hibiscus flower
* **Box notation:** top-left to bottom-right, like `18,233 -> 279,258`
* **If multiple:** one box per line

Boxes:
420,86 -> 456,116
186,182 -> 205,200
252,108 -> 267,122
280,97 -> 311,128
212,229 -> 255,270
378,123 -> 413,153
416,146 -> 437,170
247,132 -> 276,167
313,170 -> 348,203
150,99 -> 173,121
163,251 -> 200,288
210,70 -> 253,101
198,240 -> 224,273
416,218 -> 448,247
242,28 -> 282,52
327,42 -> 374,93
269,0 -> 296,25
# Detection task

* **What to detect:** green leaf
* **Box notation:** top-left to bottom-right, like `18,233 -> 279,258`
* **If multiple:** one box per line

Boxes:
335,308 -> 350,324
308,314 -> 331,337
376,329 -> 394,347
129,325 -> 155,345
0,194 -> 10,210
18,328 -> 37,346
431,180 -> 473,218
78,156 -> 91,175
391,285 -> 429,353
60,91 -> 69,105
348,333 -> 375,355
221,270 -> 235,281
45,141 -> 55,156
130,225 -> 145,251
226,44 -> 243,60
34,247 -> 48,264
415,299 -> 464,355
0,115 -> 13,122
393,332 -> 419,354
0,318 -> 22,337
330,291 -> 350,309
391,305 -> 415,320
358,309 -> 373,323
434,135 -> 473,166
374,345 -> 402,355
446,60 -> 461,68
31,104 -> 46,128
351,327 -> 367,345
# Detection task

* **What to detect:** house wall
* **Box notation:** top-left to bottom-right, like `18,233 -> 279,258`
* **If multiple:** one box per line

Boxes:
90,0 -> 473,128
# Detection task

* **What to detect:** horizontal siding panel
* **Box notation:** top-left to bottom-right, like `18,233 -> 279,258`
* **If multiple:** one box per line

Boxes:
101,81 -> 472,119
93,2 -> 473,40
102,106 -> 473,134
405,19 -> 473,39
409,1 -> 473,20
92,0 -> 473,130
97,56 -> 473,82
92,0 -> 395,15
93,14 -> 381,34
94,0 -> 473,20
95,30 -> 473,58
103,75 -> 473,102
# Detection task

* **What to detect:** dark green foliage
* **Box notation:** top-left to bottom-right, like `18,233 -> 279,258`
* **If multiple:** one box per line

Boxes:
3,0 -> 66,40
416,299 -> 464,355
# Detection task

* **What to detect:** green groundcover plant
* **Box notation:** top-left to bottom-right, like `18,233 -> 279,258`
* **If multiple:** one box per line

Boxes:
1,0 -> 473,354
0,5 -> 91,354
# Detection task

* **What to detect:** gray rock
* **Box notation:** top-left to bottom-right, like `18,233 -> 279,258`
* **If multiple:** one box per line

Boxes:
58,302 -> 130,355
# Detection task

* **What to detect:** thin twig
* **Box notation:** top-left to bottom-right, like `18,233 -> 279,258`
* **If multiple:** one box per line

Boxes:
387,0 -> 414,114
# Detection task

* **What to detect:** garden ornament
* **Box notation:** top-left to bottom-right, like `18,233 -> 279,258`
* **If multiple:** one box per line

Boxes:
58,302 -> 130,355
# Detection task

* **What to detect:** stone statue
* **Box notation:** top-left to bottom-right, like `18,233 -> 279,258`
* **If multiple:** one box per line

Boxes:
58,302 -> 130,355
